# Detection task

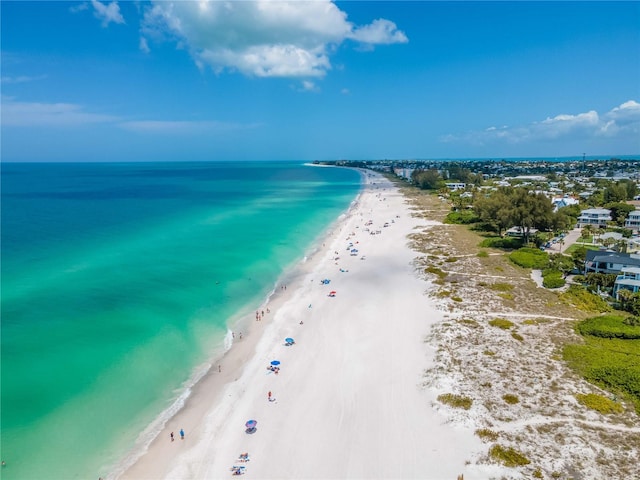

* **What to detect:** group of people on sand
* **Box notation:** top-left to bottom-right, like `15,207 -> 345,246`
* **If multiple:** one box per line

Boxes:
169,428 -> 185,442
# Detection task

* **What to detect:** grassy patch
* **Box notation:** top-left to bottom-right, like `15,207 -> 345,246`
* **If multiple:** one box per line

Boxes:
437,393 -> 473,410
475,428 -> 499,441
488,318 -> 515,330
511,332 -> 524,342
444,257 -> 459,263
575,393 -> 624,414
444,210 -> 479,225
477,250 -> 489,258
451,296 -> 463,302
563,336 -> 640,413
577,315 -> 640,340
458,318 -> 480,328
508,247 -> 549,269
479,236 -> 523,250
503,394 -> 520,404
489,444 -> 530,467
560,285 -> 612,313
489,282 -> 514,292
425,266 -> 447,279
483,350 -> 496,356
498,293 -> 514,301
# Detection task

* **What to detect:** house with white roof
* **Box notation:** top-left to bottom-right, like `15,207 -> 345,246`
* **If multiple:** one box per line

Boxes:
613,267 -> 640,299
577,208 -> 612,228
625,209 -> 640,233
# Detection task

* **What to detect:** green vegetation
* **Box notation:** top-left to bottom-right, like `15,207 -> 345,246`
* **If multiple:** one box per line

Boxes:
477,250 -> 489,258
458,318 -> 480,328
498,293 -> 514,301
475,428 -> 499,441
511,332 -> 524,342
444,257 -> 458,263
425,266 -> 447,279
489,444 -> 531,467
564,315 -> 640,412
483,350 -> 496,356
508,247 -> 548,269
533,469 -> 543,478
444,210 -> 479,225
575,393 -> 624,414
577,315 -> 640,339
437,393 -> 473,410
489,282 -> 514,292
451,296 -> 463,302
488,318 -> 515,330
542,270 -> 565,289
479,236 -> 522,250
502,394 -> 519,404
560,285 -> 612,313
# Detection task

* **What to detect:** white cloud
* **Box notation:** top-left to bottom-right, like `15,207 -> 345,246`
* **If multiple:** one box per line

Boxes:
118,120 -> 260,134
69,2 -> 89,14
1,97 -> 118,127
441,100 -> 640,147
91,0 -> 125,27
350,19 -> 408,45
1,75 -> 47,84
139,36 -> 150,54
140,1 -> 408,78
298,80 -> 320,92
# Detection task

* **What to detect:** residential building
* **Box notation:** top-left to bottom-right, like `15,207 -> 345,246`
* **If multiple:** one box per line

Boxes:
613,267 -> 640,298
584,250 -> 640,274
445,182 -> 466,190
577,208 -> 612,228
625,209 -> 640,233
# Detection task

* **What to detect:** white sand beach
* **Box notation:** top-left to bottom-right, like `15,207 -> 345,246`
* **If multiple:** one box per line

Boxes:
118,171 -> 485,480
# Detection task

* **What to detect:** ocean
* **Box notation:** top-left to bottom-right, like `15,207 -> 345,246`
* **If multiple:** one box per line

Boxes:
0,161 -> 362,480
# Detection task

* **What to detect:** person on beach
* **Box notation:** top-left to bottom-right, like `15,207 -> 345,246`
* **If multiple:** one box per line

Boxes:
180,429 -> 185,440
268,391 -> 272,401
170,432 -> 174,442
218,364 -> 221,373
239,332 -> 243,339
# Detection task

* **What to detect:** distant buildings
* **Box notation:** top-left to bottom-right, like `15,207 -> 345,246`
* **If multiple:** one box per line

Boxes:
613,267 -> 640,298
584,250 -> 640,275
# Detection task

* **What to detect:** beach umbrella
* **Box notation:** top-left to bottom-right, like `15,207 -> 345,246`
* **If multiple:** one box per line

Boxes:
329,291 -> 337,296
270,360 -> 281,366
285,337 -> 294,344
245,420 -> 257,429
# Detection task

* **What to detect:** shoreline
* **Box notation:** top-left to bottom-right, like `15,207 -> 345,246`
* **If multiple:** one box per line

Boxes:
113,170 -> 367,479
117,170 -> 483,479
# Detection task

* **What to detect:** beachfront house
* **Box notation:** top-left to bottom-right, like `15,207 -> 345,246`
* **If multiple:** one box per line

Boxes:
584,250 -> 640,275
551,195 -> 580,212
613,267 -> 640,299
577,208 -> 612,228
445,182 -> 466,190
625,209 -> 640,233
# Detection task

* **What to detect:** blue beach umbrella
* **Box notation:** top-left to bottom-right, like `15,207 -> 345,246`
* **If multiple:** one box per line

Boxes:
245,420 -> 257,429
285,337 -> 294,344
270,360 -> 281,366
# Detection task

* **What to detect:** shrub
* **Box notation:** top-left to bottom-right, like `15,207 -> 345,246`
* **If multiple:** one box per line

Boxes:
511,332 -> 524,342
577,315 -> 640,340
475,428 -> 499,441
483,350 -> 496,356
445,257 -> 458,263
458,318 -> 480,328
477,250 -> 489,258
575,393 -> 624,414
560,285 -> 612,313
543,273 -> 565,289
488,318 -> 515,330
479,236 -> 523,250
489,445 -> 530,467
508,247 -> 549,269
425,266 -> 447,278
499,293 -> 514,301
444,210 -> 479,224
503,394 -> 519,404
437,393 -> 473,410
451,296 -> 463,302
623,316 -> 640,326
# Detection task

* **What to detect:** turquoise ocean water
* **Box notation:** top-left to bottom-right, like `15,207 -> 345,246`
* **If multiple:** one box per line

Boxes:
1,161 -> 361,480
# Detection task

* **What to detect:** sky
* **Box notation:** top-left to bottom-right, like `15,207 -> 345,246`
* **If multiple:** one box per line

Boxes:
1,1 -> 639,162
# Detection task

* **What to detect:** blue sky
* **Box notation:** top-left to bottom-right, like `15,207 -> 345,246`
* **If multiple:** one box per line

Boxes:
2,1 -> 639,162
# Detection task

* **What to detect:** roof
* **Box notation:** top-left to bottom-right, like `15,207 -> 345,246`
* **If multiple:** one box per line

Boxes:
585,250 -> 640,267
